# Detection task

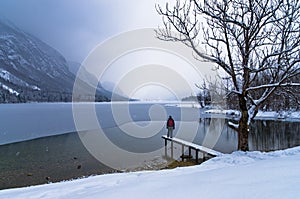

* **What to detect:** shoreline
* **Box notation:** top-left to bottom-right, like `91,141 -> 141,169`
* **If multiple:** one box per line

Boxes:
0,132 -> 117,190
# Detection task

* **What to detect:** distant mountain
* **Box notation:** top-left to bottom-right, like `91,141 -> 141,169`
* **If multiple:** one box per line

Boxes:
68,61 -> 129,101
67,61 -> 81,75
101,81 -> 129,100
0,18 -> 109,103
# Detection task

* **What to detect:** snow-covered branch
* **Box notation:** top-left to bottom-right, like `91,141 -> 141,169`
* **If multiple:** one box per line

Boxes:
246,83 -> 300,92
228,121 -> 239,131
157,0 -> 300,151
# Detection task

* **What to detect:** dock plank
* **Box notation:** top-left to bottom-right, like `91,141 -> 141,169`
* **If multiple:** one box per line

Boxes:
162,135 -> 222,157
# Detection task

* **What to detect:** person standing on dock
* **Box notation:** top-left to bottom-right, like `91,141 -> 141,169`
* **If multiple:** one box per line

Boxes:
166,116 -> 175,138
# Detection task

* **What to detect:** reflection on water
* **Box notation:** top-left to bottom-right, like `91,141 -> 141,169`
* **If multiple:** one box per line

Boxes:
1,119 -> 298,190
0,102 -> 300,189
193,118 -> 238,153
193,118 -> 300,153
249,120 -> 300,151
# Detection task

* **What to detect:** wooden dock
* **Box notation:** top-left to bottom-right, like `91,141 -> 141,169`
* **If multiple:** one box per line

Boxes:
162,135 -> 222,163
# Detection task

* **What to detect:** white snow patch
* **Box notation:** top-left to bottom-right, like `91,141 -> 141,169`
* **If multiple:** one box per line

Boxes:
228,121 -> 239,129
31,85 -> 41,91
1,84 -> 19,96
255,110 -> 300,121
0,146 -> 300,199
290,112 -> 300,119
0,69 -> 10,81
204,109 -> 300,121
0,69 -> 40,91
256,111 -> 279,118
165,102 -> 202,108
7,54 -> 19,60
205,109 -> 240,117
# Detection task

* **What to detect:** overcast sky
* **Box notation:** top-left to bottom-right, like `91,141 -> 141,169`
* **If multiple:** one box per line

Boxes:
0,0 -> 212,100
0,0 -> 166,63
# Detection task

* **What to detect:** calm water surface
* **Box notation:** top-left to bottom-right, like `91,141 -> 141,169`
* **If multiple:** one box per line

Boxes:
0,102 -> 299,189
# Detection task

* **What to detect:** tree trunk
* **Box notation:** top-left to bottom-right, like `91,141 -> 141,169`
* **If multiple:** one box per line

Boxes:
238,96 -> 249,151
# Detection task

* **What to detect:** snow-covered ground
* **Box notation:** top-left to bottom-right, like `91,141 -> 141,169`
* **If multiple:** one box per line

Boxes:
255,110 -> 300,121
203,108 -> 300,121
1,146 -> 300,199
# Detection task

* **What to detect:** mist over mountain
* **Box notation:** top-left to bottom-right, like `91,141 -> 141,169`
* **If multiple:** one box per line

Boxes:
0,18 -> 109,103
67,61 -> 128,101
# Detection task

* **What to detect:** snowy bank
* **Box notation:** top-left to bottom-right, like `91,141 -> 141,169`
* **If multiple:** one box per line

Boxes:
255,110 -> 300,121
203,108 -> 300,121
1,146 -> 300,199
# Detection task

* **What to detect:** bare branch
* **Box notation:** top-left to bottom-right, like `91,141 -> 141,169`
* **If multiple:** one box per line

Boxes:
157,0 -> 300,150
247,82 -> 300,92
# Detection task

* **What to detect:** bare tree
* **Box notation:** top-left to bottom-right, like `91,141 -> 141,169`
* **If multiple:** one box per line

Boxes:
157,0 -> 300,151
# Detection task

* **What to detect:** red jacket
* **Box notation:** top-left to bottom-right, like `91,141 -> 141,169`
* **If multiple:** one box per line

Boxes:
167,117 -> 175,128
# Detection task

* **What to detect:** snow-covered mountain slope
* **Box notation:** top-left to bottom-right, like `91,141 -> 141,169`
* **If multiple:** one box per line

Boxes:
0,18 -> 108,102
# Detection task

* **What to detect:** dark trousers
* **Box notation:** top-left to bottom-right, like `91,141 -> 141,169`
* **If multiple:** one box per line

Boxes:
167,127 -> 174,138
